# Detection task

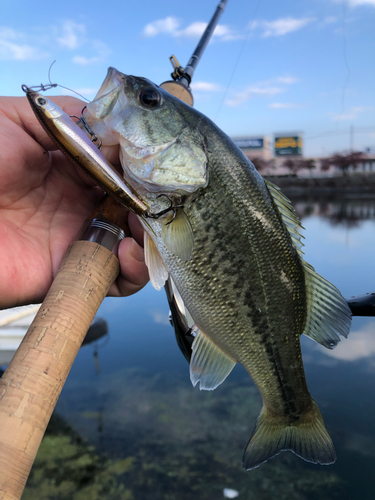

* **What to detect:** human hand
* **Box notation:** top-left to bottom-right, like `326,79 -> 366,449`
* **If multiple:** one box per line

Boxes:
0,95 -> 149,309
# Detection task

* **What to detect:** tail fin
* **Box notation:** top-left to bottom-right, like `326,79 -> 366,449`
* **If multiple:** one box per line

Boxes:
243,401 -> 336,470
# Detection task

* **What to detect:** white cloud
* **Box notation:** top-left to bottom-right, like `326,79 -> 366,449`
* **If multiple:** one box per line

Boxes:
176,21 -> 207,38
142,17 -> 236,40
331,106 -> 373,121
191,81 -> 222,92
227,85 -> 283,107
0,27 -> 21,40
0,40 -> 47,60
347,0 -> 375,6
276,76 -> 299,84
253,17 -> 316,37
72,56 -> 97,65
57,21 -> 86,50
0,26 -> 48,60
212,24 -> 235,39
142,16 -> 180,37
0,21 -> 109,64
72,40 -> 111,66
226,76 -> 297,107
176,22 -> 235,40
268,102 -> 302,109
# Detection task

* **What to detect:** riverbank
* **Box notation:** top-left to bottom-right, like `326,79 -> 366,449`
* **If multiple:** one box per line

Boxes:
265,173 -> 375,198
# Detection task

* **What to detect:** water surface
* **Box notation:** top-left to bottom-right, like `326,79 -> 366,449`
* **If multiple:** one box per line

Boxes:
24,195 -> 375,500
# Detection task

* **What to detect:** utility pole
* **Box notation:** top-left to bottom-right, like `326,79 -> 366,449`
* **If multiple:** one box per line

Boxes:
350,123 -> 354,152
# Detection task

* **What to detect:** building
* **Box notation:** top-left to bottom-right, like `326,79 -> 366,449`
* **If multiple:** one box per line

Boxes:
231,131 -> 375,177
231,136 -> 273,161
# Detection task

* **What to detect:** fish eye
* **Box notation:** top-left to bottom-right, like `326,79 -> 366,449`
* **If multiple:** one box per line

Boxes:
139,88 -> 161,108
36,97 -> 47,106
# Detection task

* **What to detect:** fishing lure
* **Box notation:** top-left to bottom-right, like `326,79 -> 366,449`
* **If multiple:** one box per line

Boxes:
23,86 -> 148,216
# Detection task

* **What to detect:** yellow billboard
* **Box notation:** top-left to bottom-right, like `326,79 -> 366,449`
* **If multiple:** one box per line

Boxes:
274,136 -> 303,156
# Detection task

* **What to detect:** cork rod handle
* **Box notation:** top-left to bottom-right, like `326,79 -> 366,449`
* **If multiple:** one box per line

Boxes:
0,240 -> 119,499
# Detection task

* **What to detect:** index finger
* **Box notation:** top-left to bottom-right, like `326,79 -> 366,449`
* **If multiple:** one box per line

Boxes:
0,95 -> 121,173
0,95 -> 84,150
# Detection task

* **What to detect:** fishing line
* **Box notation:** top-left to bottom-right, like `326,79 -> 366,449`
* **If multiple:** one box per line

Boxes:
306,1 -> 353,145
304,1 -> 362,145
335,0 -> 351,127
305,126 -> 375,141
47,60 -> 91,102
214,0 -> 261,123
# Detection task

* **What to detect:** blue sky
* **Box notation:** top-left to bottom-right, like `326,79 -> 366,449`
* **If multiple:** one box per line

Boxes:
1,0 -> 374,156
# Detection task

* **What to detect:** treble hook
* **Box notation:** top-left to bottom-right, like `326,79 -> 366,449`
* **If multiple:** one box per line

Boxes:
145,195 -> 184,224
70,106 -> 102,150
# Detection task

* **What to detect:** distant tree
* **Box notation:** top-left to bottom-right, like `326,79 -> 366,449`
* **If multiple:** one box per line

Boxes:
248,156 -> 271,173
282,158 -> 304,175
302,159 -> 316,176
320,157 -> 331,172
319,151 -> 365,175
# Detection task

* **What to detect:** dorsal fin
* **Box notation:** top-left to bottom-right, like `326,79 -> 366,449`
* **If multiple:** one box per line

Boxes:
144,231 -> 169,291
265,179 -> 305,254
265,179 -> 352,348
161,208 -> 194,261
190,328 -> 236,391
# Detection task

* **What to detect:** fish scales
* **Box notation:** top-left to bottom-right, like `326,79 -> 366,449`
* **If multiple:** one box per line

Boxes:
84,68 -> 352,470
156,129 -> 310,419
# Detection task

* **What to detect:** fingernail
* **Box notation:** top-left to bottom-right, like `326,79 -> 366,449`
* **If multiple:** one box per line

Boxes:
130,238 -> 144,262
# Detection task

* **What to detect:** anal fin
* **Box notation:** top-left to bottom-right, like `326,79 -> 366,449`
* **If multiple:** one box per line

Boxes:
190,328 -> 236,391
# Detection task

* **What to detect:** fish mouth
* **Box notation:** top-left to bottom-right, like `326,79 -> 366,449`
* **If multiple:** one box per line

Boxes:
85,68 -> 130,138
93,67 -> 126,100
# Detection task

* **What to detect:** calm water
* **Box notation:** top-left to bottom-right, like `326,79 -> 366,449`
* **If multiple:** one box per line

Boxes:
24,194 -> 375,500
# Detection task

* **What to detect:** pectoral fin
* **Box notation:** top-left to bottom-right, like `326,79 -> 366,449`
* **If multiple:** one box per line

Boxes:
190,328 -> 236,390
161,209 -> 194,261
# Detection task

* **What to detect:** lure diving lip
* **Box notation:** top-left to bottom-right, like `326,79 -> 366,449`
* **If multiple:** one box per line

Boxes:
23,87 -> 149,217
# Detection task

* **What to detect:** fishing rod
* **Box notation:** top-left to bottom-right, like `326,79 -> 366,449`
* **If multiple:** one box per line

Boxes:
160,0 -> 229,106
0,2 -> 232,499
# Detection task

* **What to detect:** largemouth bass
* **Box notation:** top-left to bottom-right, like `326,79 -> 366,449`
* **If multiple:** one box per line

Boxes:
85,68 -> 352,470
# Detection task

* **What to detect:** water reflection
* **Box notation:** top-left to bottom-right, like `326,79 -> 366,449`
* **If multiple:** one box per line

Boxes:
315,321 -> 375,363
291,196 -> 375,227
27,372 -> 342,500
24,193 -> 375,500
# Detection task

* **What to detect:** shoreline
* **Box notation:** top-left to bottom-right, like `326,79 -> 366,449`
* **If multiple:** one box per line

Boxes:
264,173 -> 375,199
